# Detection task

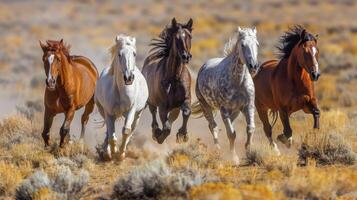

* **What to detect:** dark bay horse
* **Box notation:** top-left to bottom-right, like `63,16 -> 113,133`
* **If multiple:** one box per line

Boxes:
39,39 -> 98,148
254,26 -> 320,153
142,18 -> 193,144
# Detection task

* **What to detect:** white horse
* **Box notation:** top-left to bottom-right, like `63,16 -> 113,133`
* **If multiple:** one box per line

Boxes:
192,27 -> 259,165
95,35 -> 148,160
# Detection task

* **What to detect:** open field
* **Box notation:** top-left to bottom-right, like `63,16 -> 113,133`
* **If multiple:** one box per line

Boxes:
0,0 -> 357,199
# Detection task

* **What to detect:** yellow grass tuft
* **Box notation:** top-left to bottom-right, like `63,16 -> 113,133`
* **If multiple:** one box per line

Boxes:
189,182 -> 242,200
0,162 -> 23,196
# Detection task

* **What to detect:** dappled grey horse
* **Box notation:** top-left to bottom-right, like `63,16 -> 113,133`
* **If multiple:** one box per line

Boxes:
192,27 -> 259,165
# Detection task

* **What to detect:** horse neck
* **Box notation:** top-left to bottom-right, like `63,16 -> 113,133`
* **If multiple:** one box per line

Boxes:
58,51 -> 73,89
166,47 -> 182,80
226,51 -> 245,83
287,49 -> 313,88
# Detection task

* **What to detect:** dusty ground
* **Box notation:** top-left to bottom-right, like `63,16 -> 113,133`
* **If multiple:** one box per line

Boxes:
0,0 -> 357,199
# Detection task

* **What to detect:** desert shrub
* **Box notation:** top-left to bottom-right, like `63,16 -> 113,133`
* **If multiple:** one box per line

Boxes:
245,143 -> 296,176
283,166 -> 357,199
0,162 -> 23,196
16,167 -> 89,200
0,114 -> 38,149
299,131 -> 357,166
166,139 -> 220,169
189,182 -> 242,200
239,184 -> 278,200
16,171 -> 51,200
112,160 -> 211,200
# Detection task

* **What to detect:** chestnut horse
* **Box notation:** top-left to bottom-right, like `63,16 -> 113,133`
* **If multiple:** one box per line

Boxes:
39,39 -> 98,148
254,26 -> 320,154
142,18 -> 193,144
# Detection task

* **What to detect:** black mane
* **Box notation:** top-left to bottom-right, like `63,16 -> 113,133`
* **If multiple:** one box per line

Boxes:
277,25 -> 316,59
148,23 -> 184,62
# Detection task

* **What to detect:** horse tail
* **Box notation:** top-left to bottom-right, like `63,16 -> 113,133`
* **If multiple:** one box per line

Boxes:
270,110 -> 278,128
191,101 -> 204,118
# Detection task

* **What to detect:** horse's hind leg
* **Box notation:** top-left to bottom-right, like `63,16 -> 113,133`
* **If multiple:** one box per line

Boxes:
256,107 -> 280,155
148,103 -> 161,142
242,104 -> 255,151
42,108 -> 55,148
220,107 -> 239,165
80,96 -> 95,142
196,91 -> 219,148
277,109 -> 293,148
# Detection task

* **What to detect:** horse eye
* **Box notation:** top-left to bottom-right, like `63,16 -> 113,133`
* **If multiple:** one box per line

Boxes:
133,52 -> 136,57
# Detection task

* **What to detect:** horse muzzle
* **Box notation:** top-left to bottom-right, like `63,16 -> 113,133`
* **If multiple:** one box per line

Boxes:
181,52 -> 192,64
124,74 -> 135,85
310,71 -> 320,81
46,78 -> 56,91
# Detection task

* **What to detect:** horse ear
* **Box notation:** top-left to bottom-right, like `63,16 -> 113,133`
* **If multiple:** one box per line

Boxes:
172,17 -> 177,28
39,40 -> 46,52
186,18 -> 193,31
59,39 -> 63,45
253,27 -> 257,34
238,27 -> 242,32
131,37 -> 136,45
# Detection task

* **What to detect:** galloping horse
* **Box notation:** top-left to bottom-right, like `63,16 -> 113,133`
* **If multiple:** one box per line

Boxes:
95,35 -> 148,160
142,18 -> 193,144
39,39 -> 98,148
192,27 -> 260,165
254,26 -> 320,153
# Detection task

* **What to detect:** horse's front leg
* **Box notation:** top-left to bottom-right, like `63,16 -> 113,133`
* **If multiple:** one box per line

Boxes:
308,97 -> 320,129
42,108 -> 55,148
60,107 -> 75,148
118,108 -> 137,160
103,114 -> 116,160
156,106 -> 170,144
177,101 -> 191,143
220,107 -> 239,165
242,103 -> 255,151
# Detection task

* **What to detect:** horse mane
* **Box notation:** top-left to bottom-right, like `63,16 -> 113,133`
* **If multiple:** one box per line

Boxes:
146,23 -> 182,63
45,40 -> 72,63
108,43 -> 120,75
277,25 -> 316,59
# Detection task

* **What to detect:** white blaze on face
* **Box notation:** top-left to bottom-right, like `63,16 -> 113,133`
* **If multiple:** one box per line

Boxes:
47,54 -> 54,80
312,47 -> 319,72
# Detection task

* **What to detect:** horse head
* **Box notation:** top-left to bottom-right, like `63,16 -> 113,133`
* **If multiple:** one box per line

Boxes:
237,27 -> 260,76
115,35 -> 137,85
170,18 -> 193,64
39,39 -> 70,91
296,29 -> 320,81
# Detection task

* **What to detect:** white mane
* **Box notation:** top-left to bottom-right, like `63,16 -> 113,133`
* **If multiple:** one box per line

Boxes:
108,34 -> 136,74
223,27 -> 258,57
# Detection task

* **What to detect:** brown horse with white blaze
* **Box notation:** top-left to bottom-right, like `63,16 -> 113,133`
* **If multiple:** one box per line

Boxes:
254,26 -> 320,153
39,39 -> 98,148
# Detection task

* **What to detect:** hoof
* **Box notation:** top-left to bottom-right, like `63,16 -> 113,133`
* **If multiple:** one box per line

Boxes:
277,134 -> 292,148
108,138 -> 117,156
103,151 -> 111,161
152,128 -> 161,142
245,143 -> 251,152
232,155 -> 240,166
156,129 -> 170,144
176,131 -> 188,144
270,142 -> 281,156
